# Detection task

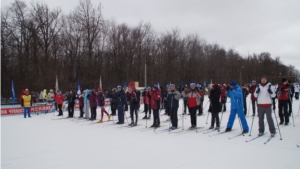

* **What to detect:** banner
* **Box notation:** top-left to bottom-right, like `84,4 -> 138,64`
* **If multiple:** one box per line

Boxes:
11,79 -> 16,104
55,75 -> 59,91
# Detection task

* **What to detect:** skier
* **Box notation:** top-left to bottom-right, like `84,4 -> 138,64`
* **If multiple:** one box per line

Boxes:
253,76 -> 276,137
241,84 -> 249,115
287,80 -> 294,116
142,86 -> 152,119
163,85 -> 170,116
225,81 -> 249,133
47,89 -> 55,103
22,90 -> 32,118
187,83 -> 201,129
150,85 -> 161,127
54,90 -> 65,116
97,88 -> 111,123
88,89 -> 97,120
116,86 -> 126,124
221,84 -> 227,112
83,90 -> 90,119
181,85 -> 189,115
197,84 -> 205,116
108,88 -> 117,116
294,83 -> 299,100
277,78 -> 290,125
66,90 -> 76,118
249,80 -> 258,116
142,88 -> 147,113
77,90 -> 84,118
127,87 -> 139,126
209,84 -> 221,130
167,84 -> 181,130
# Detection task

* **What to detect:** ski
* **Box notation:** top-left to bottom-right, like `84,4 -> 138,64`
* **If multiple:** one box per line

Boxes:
90,120 -> 115,124
51,117 -> 69,120
228,133 -> 244,139
209,129 -> 236,137
203,127 -> 225,134
280,124 -> 290,128
124,124 -> 143,128
264,136 -> 274,144
139,125 -> 166,131
246,132 -> 268,142
175,127 -> 204,135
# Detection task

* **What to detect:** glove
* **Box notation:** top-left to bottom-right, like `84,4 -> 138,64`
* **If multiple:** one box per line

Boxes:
226,86 -> 230,91
267,88 -> 273,94
256,88 -> 260,93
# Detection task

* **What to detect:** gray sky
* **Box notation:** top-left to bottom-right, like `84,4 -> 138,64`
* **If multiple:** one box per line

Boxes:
2,0 -> 300,71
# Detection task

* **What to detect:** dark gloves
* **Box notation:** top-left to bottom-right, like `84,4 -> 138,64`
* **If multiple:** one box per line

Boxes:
267,88 -> 273,94
256,88 -> 260,93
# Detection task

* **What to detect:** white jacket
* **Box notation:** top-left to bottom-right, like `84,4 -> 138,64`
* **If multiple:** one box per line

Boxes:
254,83 -> 276,105
294,84 -> 299,93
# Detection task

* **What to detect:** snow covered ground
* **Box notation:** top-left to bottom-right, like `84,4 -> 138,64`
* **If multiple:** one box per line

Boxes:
2,96 -> 300,169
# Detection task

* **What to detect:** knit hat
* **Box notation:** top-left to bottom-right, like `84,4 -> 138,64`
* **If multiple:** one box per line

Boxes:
261,75 -> 268,79
190,83 -> 196,87
153,85 -> 158,89
252,80 -> 256,83
230,81 -> 237,87
117,85 -> 122,88
170,84 -> 175,87
213,83 -> 219,89
197,84 -> 201,88
282,78 -> 287,83
166,85 -> 170,89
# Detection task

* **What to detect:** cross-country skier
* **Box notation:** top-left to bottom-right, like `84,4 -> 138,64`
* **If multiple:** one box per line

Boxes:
209,84 -> 221,130
167,84 -> 181,130
87,89 -> 97,120
116,86 -> 126,124
97,88 -> 111,123
181,85 -> 189,115
197,84 -> 205,116
76,90 -> 84,118
241,84 -> 249,115
22,90 -> 32,118
127,87 -> 139,126
277,78 -> 290,125
187,83 -> 201,129
249,80 -> 258,116
142,86 -> 152,119
66,90 -> 76,118
150,85 -> 161,127
254,76 -> 276,137
55,90 -> 65,116
164,85 -> 170,116
108,88 -> 117,116
225,81 -> 249,133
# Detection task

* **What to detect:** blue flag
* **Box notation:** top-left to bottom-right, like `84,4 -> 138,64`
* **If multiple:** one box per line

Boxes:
124,81 -> 127,88
77,80 -> 80,91
204,79 -> 206,89
157,82 -> 160,89
11,79 -> 16,104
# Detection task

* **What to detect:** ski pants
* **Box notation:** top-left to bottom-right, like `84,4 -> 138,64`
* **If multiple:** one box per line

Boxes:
211,103 -> 220,127
278,100 -> 289,123
243,98 -> 247,115
130,104 -> 138,123
79,106 -> 84,117
257,105 -> 276,134
226,108 -> 249,131
118,105 -> 124,123
272,98 -> 276,110
170,107 -> 178,127
24,107 -> 31,117
152,109 -> 160,125
100,106 -> 109,119
183,99 -> 188,113
90,107 -> 97,119
111,102 -> 117,115
68,103 -> 74,117
288,98 -> 292,113
58,104 -> 63,115
144,104 -> 151,115
189,107 -> 197,126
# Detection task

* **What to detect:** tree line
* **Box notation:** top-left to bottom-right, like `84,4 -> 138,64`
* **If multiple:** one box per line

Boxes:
1,0 -> 299,98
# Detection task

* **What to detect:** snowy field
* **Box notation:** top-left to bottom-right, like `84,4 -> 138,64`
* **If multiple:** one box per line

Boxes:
2,96 -> 300,169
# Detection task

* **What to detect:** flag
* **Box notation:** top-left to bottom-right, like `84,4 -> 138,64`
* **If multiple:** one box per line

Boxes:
157,82 -> 160,89
124,81 -> 127,88
11,79 -> 16,104
77,80 -> 81,91
180,81 -> 184,90
204,79 -> 207,89
99,76 -> 102,88
55,75 -> 59,91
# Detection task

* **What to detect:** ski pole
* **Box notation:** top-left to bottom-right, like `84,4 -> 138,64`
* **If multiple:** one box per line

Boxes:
247,98 -> 251,117
203,100 -> 209,111
288,91 -> 295,127
195,107 -> 198,133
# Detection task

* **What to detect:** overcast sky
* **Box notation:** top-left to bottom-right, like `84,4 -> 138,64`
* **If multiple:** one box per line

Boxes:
2,0 -> 300,71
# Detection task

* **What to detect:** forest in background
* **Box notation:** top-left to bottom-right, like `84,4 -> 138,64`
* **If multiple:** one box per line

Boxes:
1,0 -> 300,97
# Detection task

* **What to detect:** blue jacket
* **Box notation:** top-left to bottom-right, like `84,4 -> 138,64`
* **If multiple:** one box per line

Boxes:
97,92 -> 105,107
227,84 -> 244,109
84,90 -> 91,104
117,89 -> 126,106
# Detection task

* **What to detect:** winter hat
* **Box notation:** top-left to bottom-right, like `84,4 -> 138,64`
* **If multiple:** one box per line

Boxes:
98,87 -> 102,91
230,81 -> 237,87
190,83 -> 196,87
282,78 -> 287,83
170,84 -> 175,87
252,80 -> 256,83
50,89 -> 54,92
117,85 -> 122,88
153,85 -> 158,89
197,84 -> 200,88
144,88 -> 147,91
213,83 -> 219,89
261,75 -> 268,79
166,85 -> 170,89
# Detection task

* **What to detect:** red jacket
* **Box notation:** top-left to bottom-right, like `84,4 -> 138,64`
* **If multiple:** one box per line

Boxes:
249,85 -> 257,101
145,91 -> 152,104
77,95 -> 84,107
221,86 -> 227,101
150,89 -> 161,110
278,85 -> 289,100
54,94 -> 65,104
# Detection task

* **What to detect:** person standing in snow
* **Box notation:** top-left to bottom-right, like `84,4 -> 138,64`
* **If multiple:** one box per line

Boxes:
249,80 -> 258,116
22,90 -> 32,118
142,86 -> 152,119
66,90 -> 76,118
197,84 -> 205,116
108,88 -> 117,116
209,84 -> 221,130
221,84 -> 227,112
88,89 -> 97,120
97,88 -> 111,123
294,83 -> 299,100
76,90 -> 84,118
187,83 -> 201,129
287,80 -> 294,116
241,84 -> 249,115
167,84 -> 181,130
127,87 -> 139,126
54,90 -> 65,116
163,85 -> 170,116
277,78 -> 290,125
150,85 -> 161,127
181,85 -> 189,115
83,90 -> 90,119
47,89 -> 55,103
225,81 -> 249,133
116,86 -> 126,124
253,76 -> 276,137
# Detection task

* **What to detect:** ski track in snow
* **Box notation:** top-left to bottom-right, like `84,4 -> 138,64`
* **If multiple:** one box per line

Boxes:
2,96 -> 300,169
